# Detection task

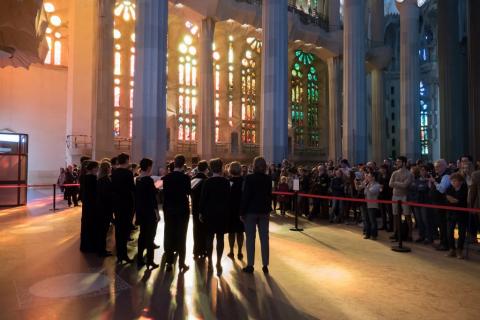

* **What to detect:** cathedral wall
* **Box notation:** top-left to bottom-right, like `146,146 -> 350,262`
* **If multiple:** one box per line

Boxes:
0,65 -> 68,184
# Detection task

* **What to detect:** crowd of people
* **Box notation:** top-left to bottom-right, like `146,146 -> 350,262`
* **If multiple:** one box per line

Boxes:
65,153 -> 272,275
59,152 -> 480,273
269,155 -> 479,259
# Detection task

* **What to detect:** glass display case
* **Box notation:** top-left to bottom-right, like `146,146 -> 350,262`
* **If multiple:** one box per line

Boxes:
0,133 -> 28,206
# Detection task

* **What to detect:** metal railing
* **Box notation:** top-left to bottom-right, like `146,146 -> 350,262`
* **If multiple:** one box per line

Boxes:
214,143 -> 231,155
176,142 -> 198,156
66,135 -> 92,150
235,0 -> 329,31
113,137 -> 131,151
241,143 -> 260,155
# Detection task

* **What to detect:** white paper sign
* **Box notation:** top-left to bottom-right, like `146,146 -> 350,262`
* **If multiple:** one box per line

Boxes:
293,178 -> 300,191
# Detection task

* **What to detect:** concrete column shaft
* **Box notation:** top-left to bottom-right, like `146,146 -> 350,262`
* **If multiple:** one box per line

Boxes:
397,0 -> 420,160
342,0 -> 367,164
328,0 -> 340,31
261,0 -> 289,164
328,57 -> 342,162
132,0 -> 168,170
92,0 -> 115,160
198,18 -> 215,160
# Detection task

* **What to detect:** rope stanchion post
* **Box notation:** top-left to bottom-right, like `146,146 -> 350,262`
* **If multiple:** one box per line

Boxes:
50,184 -> 57,212
391,200 -> 411,253
290,192 -> 304,232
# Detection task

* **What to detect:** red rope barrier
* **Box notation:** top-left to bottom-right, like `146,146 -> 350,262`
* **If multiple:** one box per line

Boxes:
0,183 -> 80,189
271,191 -> 480,214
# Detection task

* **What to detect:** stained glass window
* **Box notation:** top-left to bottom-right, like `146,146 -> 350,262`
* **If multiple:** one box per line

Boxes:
291,50 -> 320,148
241,38 -> 261,144
228,35 -> 234,127
113,0 -> 136,138
43,3 -> 65,66
419,81 -> 430,155
177,22 -> 198,142
213,43 -> 221,142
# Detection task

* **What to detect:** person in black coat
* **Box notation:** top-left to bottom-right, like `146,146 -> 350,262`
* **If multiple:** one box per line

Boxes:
227,161 -> 245,260
200,158 -> 231,274
162,154 -> 191,272
135,158 -> 160,269
445,173 -> 469,259
190,160 -> 209,260
78,156 -> 91,203
241,156 -> 272,274
80,161 -> 99,253
111,153 -> 136,263
64,165 -> 79,207
308,165 -> 330,220
96,161 -> 113,257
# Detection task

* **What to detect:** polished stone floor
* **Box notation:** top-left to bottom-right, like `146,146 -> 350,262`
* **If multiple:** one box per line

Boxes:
1,189 -> 480,320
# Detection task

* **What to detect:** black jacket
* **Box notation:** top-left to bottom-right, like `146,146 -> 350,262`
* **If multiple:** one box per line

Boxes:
330,177 -> 345,196
190,172 -> 208,216
200,176 -> 231,233
111,167 -> 135,212
135,175 -> 159,225
82,174 -> 97,215
446,182 -> 468,217
96,176 -> 113,220
240,172 -> 272,216
311,173 -> 330,195
162,171 -> 191,215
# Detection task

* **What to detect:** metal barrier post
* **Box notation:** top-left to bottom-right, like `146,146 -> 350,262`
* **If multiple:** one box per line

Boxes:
50,184 -> 57,212
391,200 -> 411,253
290,192 -> 304,232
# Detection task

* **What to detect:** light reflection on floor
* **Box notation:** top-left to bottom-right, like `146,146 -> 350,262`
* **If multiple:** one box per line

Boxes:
1,193 -> 480,319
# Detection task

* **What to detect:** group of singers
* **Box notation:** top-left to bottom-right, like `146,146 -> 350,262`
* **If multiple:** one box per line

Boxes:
78,153 -> 272,275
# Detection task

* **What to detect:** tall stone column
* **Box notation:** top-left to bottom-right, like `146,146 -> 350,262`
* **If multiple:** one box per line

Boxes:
370,0 -> 385,163
261,0 -> 288,164
132,0 -> 168,170
342,0 -> 367,163
438,0 -> 467,160
396,0 -> 420,160
328,0 -> 340,31
467,0 -> 480,160
328,56 -> 342,162
92,0 -> 114,160
66,0 -> 96,165
198,18 -> 215,161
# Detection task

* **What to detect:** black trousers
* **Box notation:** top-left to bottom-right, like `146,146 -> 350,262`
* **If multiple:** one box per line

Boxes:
96,215 -> 111,253
434,208 -> 448,247
115,210 -> 132,258
164,212 -> 189,265
138,221 -> 158,263
380,203 -> 393,231
65,186 -> 78,206
206,231 -> 224,262
192,213 -> 207,256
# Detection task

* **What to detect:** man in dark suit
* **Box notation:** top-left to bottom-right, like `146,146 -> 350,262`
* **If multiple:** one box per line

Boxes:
162,154 -> 191,272
190,160 -> 209,260
111,153 -> 135,263
200,158 -> 230,274
135,158 -> 160,269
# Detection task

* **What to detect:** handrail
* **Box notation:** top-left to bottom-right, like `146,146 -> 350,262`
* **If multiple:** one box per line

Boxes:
234,0 -> 330,31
